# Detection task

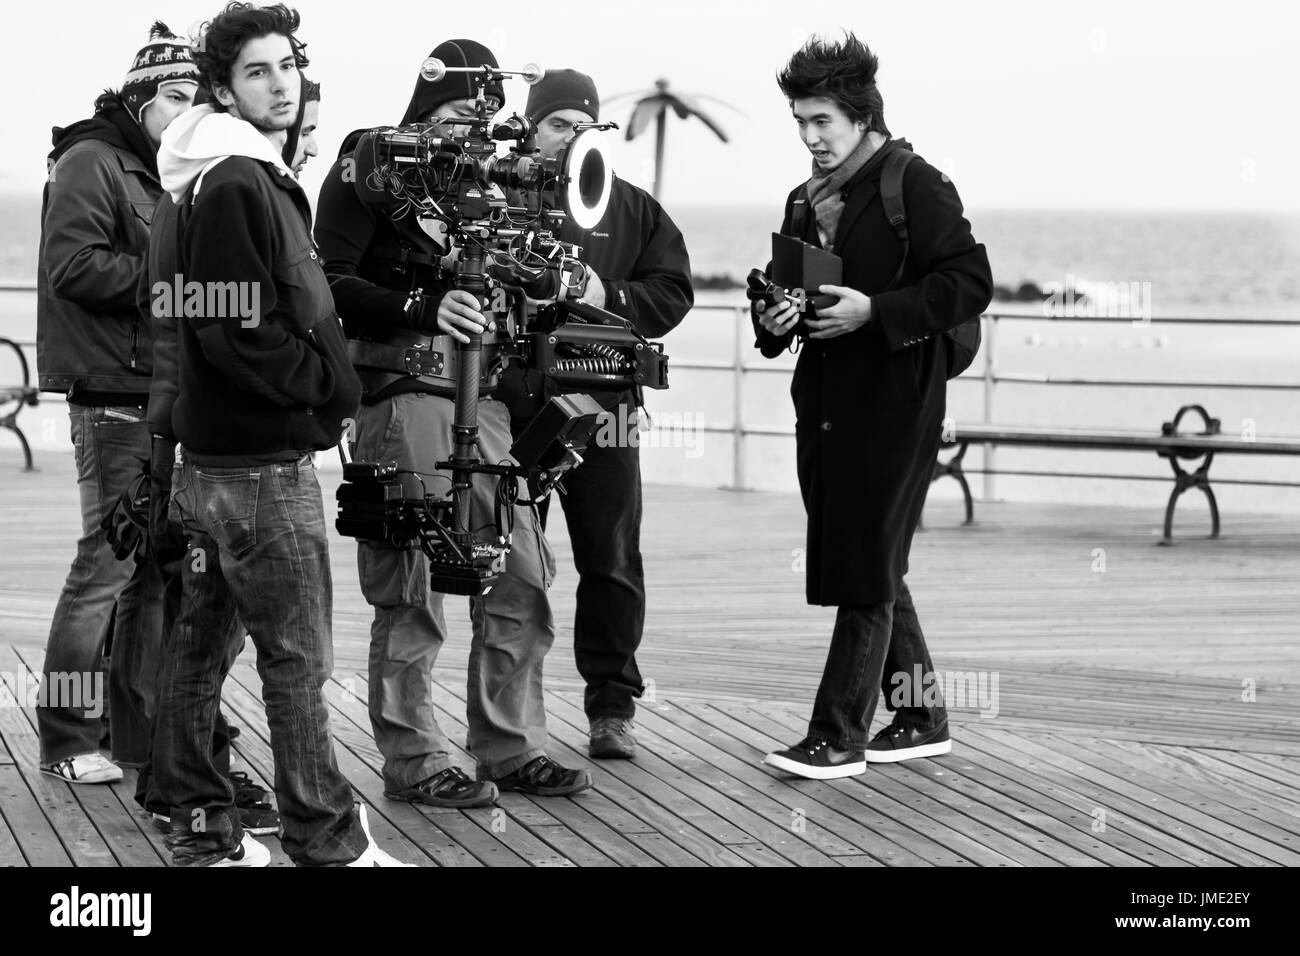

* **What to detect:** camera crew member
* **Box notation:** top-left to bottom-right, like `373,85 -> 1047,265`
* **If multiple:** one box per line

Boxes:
500,69 -> 693,759
315,39 -> 592,802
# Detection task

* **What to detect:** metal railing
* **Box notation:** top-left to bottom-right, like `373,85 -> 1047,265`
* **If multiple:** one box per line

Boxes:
7,281 -> 1300,496
675,302 -> 1300,494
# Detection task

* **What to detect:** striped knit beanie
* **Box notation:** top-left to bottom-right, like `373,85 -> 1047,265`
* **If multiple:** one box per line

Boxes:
121,22 -> 200,124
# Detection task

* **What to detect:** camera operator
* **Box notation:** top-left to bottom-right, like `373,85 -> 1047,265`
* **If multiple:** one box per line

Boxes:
314,39 -> 592,802
499,69 -> 693,760
754,34 -> 992,780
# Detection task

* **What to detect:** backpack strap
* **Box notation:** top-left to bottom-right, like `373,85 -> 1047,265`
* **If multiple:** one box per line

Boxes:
789,184 -> 812,241
880,147 -> 915,289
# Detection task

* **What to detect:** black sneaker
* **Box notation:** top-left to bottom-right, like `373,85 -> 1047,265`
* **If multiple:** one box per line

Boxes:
589,717 -> 636,760
484,755 -> 593,797
864,720 -> 952,763
231,771 -> 280,836
763,737 -> 866,780
386,767 -> 499,808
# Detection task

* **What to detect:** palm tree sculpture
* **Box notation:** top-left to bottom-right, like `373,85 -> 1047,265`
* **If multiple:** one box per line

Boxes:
606,78 -> 743,201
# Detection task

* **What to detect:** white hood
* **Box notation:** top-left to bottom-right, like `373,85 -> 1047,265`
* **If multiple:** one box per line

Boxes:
158,103 -> 293,204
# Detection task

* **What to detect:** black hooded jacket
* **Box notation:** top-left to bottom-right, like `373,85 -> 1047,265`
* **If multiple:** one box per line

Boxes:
314,40 -> 502,404
37,92 -> 161,403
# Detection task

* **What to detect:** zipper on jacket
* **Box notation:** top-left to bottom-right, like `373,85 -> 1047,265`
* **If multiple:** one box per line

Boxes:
306,327 -> 317,414
129,318 -> 139,369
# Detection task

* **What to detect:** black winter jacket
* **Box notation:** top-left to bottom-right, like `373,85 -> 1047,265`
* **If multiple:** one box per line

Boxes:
37,99 -> 161,403
170,156 -> 360,462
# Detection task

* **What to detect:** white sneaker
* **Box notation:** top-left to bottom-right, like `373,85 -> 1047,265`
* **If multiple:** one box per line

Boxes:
346,804 -> 415,867
211,833 -> 270,868
41,752 -> 123,785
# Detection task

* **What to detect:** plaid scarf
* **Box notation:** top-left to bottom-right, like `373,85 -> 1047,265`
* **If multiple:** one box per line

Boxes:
805,132 -> 889,252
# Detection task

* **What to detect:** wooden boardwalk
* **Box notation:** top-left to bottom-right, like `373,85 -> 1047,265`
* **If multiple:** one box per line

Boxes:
2,451 -> 1299,866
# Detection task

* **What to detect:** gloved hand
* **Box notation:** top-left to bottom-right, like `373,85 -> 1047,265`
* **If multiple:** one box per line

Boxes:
148,436 -> 186,568
100,459 -> 150,562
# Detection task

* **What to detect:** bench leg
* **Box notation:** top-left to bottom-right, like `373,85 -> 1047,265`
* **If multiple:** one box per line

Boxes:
930,442 -> 975,527
1159,453 -> 1216,546
2,413 -> 34,472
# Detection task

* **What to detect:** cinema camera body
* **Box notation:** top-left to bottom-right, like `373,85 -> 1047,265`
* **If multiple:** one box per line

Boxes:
336,58 -> 669,596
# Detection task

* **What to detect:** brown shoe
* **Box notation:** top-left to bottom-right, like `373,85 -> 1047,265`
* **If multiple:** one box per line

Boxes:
589,717 -> 636,760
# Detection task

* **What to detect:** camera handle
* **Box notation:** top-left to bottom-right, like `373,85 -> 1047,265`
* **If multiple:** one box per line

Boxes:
449,245 -> 490,537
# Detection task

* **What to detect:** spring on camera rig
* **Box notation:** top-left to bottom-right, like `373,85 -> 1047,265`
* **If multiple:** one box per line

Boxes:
553,355 -> 628,375
553,343 -> 631,375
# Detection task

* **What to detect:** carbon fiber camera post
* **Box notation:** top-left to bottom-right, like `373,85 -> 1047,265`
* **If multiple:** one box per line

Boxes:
335,59 -> 669,594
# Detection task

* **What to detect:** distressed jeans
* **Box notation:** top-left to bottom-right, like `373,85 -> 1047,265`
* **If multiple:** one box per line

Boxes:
154,455 -> 366,866
38,404 -> 163,766
808,580 -> 947,751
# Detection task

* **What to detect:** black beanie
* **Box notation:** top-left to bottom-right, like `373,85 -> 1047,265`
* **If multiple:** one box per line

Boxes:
525,68 -> 599,124
401,39 -> 504,125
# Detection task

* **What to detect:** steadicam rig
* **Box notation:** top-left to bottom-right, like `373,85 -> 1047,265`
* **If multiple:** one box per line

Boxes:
336,58 -> 669,596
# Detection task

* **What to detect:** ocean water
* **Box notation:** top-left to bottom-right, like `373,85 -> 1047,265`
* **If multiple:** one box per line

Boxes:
4,195 -> 1299,513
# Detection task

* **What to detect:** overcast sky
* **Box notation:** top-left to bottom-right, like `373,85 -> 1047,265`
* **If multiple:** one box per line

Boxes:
1,0 -> 1296,212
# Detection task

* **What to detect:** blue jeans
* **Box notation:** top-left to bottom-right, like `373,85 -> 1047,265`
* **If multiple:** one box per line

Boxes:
154,455 -> 366,866
38,404 -> 163,766
808,580 -> 947,750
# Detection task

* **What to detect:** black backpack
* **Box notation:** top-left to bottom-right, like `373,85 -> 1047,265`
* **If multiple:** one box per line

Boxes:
793,147 -> 982,379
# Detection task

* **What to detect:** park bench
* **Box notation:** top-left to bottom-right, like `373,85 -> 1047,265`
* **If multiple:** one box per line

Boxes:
0,337 -> 39,470
933,404 -> 1300,544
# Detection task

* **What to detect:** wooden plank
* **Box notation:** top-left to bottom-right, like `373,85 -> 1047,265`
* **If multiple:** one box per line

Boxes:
312,667 -> 593,868
534,687 -> 844,866
640,699 -> 940,865
949,727 -> 1237,866
720,700 -> 1054,867
1003,728 -> 1300,865
961,726 -> 1272,866
2,645 -> 157,866
684,698 -> 1136,866
425,677 -> 771,860
887,722 -> 1192,867
1160,748 -> 1300,810
1068,736 -> 1300,837
0,774 -> 28,865
340,670 -> 717,868
220,665 -> 448,867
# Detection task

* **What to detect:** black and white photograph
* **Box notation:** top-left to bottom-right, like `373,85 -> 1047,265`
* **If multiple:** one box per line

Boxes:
0,0 -> 1292,929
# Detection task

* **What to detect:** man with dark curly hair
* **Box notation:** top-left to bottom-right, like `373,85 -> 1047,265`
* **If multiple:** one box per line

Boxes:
755,34 -> 993,780
150,2 -> 407,866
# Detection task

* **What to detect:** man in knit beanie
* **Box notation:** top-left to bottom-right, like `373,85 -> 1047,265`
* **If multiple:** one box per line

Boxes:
315,39 -> 594,806
121,22 -> 201,141
500,68 -> 693,760
35,22 -> 198,787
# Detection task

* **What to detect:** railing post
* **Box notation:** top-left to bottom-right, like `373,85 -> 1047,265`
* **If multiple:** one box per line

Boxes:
733,306 -> 746,490
983,313 -> 997,501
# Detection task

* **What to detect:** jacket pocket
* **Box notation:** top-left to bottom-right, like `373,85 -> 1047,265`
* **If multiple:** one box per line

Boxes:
275,240 -> 333,333
888,349 -> 924,409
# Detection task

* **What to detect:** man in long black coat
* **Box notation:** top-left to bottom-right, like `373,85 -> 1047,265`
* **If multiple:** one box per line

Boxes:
755,34 -> 993,780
